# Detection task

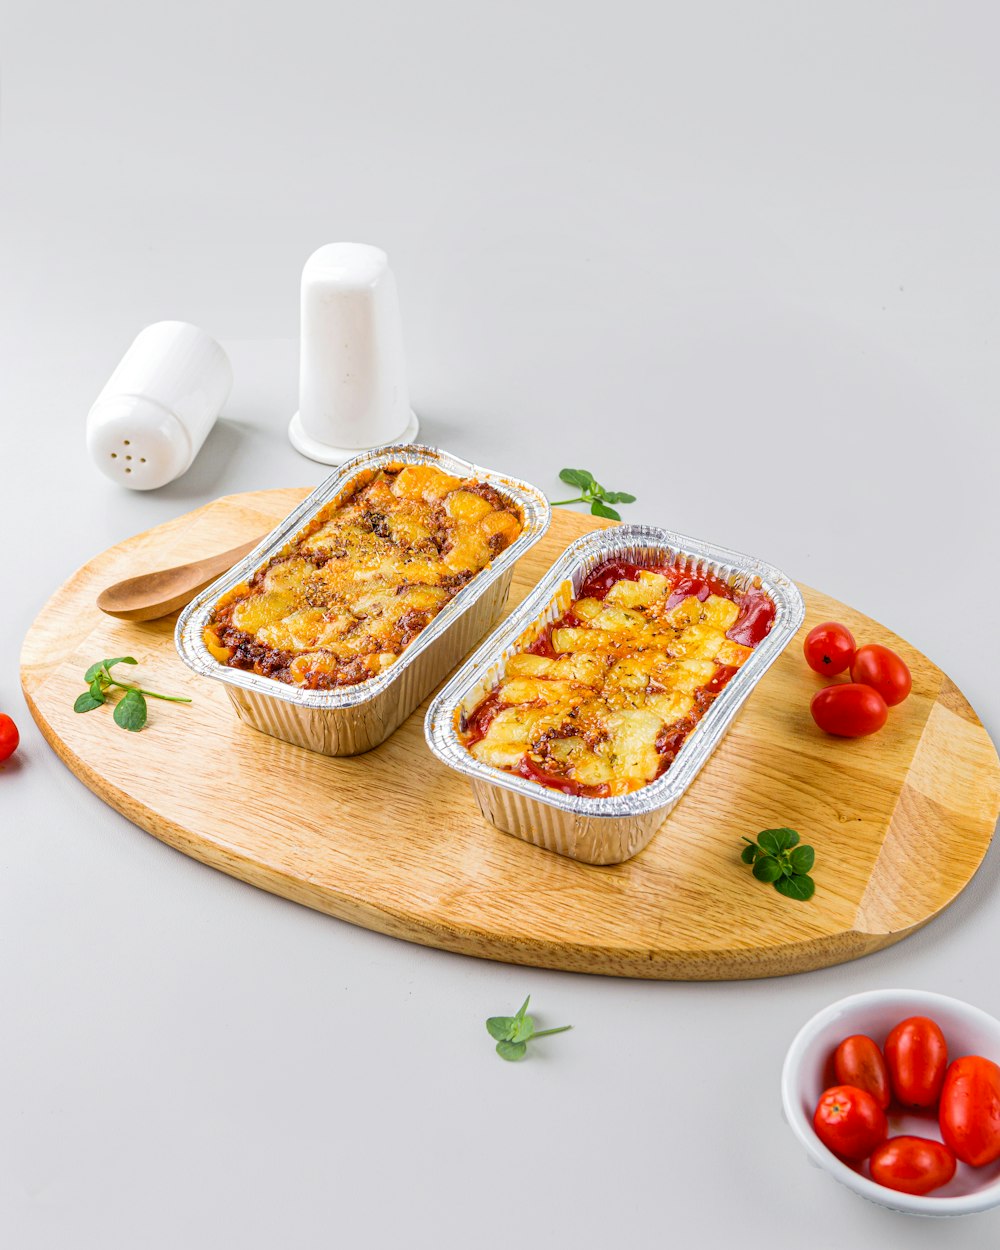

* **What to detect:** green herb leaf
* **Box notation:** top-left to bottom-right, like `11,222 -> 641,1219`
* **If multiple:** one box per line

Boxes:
553,469 -> 636,519
741,828 -> 816,902
559,468 -> 595,490
486,1016 -> 517,1042
85,656 -> 137,682
511,1014 -> 536,1043
113,688 -> 148,732
74,656 -> 189,729
487,996 -> 571,1061
74,692 -> 104,713
758,827 -> 799,856
496,1040 -> 528,1061
751,855 -> 783,883
775,873 -> 816,901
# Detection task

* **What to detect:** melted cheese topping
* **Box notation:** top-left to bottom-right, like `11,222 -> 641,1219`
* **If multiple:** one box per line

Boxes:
461,569 -> 759,796
206,465 -> 522,688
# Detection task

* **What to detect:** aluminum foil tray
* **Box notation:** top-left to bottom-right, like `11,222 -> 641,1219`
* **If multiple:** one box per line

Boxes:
175,444 -> 550,756
424,524 -> 805,865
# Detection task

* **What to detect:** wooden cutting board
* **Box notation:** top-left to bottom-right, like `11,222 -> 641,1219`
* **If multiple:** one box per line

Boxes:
20,491 -> 1000,980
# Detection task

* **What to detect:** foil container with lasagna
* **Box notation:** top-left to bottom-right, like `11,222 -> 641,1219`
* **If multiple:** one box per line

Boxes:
175,445 -> 550,756
424,524 -> 805,864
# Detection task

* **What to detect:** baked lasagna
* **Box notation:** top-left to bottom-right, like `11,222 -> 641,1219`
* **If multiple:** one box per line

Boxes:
459,558 -> 776,797
205,464 -> 523,689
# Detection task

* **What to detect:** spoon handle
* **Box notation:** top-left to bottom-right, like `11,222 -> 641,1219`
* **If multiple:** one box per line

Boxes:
96,536 -> 266,622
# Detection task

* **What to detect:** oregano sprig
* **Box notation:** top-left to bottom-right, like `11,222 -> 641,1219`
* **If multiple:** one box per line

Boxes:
486,995 -> 572,1061
552,469 -> 636,522
73,656 -> 191,732
741,828 -> 816,901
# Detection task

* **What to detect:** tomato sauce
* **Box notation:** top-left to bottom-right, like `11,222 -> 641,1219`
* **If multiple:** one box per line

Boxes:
515,754 -> 611,799
525,628 -> 557,658
654,718 -> 698,774
461,691 -> 505,747
727,587 -> 776,648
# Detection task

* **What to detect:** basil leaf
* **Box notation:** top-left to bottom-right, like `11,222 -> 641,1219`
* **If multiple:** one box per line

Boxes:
559,468 -> 595,490
90,657 -> 138,681
752,855 -> 782,883
758,827 -> 799,855
511,1014 -> 536,1043
775,873 -> 816,902
486,1015 -> 516,1041
84,661 -> 108,683
602,491 -> 637,504
740,844 -> 758,864
590,500 -> 621,521
789,845 -> 815,874
74,692 -> 104,713
113,689 -> 147,732
496,1040 -> 528,1061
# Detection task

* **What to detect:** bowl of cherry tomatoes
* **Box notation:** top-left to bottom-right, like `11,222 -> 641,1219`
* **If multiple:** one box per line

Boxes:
782,989 -> 1000,1216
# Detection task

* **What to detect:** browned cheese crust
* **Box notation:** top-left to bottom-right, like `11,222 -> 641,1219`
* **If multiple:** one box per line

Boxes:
204,465 -> 522,688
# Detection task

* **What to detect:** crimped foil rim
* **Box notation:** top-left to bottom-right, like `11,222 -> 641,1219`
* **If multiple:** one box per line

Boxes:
174,444 -> 551,709
424,523 -> 806,819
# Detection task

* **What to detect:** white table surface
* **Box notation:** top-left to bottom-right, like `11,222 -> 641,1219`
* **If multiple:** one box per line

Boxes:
2,3 -> 998,1246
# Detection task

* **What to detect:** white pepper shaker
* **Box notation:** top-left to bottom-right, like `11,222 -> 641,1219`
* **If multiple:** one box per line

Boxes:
87,321 -> 232,490
288,242 -> 419,464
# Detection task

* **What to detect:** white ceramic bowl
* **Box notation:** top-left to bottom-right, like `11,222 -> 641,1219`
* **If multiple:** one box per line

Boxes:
782,989 -> 1000,1217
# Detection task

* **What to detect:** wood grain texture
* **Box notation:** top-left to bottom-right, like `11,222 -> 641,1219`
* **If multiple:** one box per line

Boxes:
20,491 -> 1000,980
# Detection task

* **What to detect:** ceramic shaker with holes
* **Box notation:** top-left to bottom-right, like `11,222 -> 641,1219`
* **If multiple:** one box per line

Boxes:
86,321 -> 233,490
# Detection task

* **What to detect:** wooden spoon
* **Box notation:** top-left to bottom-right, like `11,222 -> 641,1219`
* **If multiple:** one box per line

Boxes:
96,536 -> 266,622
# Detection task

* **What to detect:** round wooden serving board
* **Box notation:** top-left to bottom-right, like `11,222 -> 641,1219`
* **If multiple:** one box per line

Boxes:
21,491 -> 1000,980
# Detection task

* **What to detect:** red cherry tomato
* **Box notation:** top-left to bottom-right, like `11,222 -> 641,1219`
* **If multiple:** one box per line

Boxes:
0,713 -> 19,763
851,644 -> 912,707
810,684 -> 888,738
813,1085 -> 888,1161
803,622 -> 856,676
884,1017 -> 948,1108
834,1035 -> 891,1110
939,1055 -> 1000,1167
870,1136 -> 957,1195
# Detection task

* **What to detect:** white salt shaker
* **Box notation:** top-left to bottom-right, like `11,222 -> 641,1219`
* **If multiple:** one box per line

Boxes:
288,242 -> 419,464
87,321 -> 233,490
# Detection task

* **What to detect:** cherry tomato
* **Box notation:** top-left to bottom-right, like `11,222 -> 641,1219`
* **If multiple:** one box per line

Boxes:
939,1055 -> 1000,1167
851,644 -> 912,707
834,1035 -> 891,1110
884,1016 -> 948,1108
869,1136 -> 957,1195
803,622 -> 856,676
0,713 -> 19,763
810,684 -> 888,738
813,1085 -> 888,1161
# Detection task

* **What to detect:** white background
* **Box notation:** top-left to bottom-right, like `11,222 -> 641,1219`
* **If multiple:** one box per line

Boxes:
2,3 -> 998,1246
